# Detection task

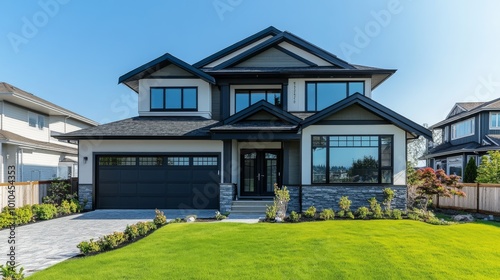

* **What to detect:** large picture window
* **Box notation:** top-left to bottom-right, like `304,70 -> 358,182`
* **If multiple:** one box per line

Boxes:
306,81 -> 364,111
150,87 -> 197,110
235,89 -> 281,112
451,118 -> 474,140
312,135 -> 393,184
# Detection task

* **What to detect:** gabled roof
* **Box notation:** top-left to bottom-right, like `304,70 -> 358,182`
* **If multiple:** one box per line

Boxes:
118,53 -> 216,93
301,93 -> 432,140
431,97 -> 500,129
211,31 -> 355,70
0,82 -> 98,126
193,26 -> 282,68
223,100 -> 302,125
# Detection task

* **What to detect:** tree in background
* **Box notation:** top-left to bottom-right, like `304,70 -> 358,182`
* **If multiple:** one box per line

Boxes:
463,157 -> 478,183
414,167 -> 465,211
477,151 -> 500,183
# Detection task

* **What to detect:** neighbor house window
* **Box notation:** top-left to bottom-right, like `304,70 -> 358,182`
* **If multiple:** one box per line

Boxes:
451,118 -> 475,140
306,81 -> 364,111
490,112 -> 500,129
150,87 -> 197,110
312,135 -> 392,184
235,89 -> 281,112
28,112 -> 45,130
447,156 -> 463,178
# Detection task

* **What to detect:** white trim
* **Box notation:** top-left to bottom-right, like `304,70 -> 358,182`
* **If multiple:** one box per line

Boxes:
451,117 -> 475,140
489,111 -> 500,129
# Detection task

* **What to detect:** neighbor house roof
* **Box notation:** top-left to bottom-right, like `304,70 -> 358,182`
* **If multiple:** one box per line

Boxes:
431,97 -> 500,129
56,117 -> 220,140
0,82 -> 98,126
424,134 -> 500,159
0,129 -> 76,154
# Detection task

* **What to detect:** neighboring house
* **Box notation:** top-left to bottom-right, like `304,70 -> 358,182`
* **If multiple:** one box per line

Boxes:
0,82 -> 98,182
57,26 -> 431,212
425,98 -> 500,177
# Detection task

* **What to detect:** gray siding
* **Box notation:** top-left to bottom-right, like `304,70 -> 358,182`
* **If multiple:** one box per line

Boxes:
450,115 -> 480,145
212,85 -> 221,121
325,104 -> 383,121
235,48 -> 309,68
283,140 -> 301,185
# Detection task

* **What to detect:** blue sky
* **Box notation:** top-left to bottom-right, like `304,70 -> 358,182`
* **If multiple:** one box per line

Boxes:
1,0 -> 500,126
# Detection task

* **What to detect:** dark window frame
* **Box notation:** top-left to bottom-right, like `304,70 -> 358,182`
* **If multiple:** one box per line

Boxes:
150,87 -> 198,111
234,89 -> 282,113
310,135 -> 393,185
305,81 -> 365,112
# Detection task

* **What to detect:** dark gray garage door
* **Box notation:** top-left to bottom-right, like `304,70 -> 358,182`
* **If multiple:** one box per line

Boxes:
96,155 -> 220,209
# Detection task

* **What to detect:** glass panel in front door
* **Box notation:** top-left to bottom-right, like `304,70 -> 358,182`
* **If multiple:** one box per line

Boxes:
265,153 -> 278,192
243,152 -> 256,192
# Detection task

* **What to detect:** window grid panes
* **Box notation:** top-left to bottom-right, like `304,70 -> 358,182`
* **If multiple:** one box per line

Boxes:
150,87 -> 197,110
306,81 -> 365,111
451,118 -> 474,140
235,89 -> 281,112
138,157 -> 163,166
312,135 -> 392,184
167,157 -> 190,166
491,112 -> 500,128
99,157 -> 137,166
193,157 -> 218,166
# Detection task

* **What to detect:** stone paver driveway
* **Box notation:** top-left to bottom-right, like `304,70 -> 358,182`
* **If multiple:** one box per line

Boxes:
0,209 -> 215,276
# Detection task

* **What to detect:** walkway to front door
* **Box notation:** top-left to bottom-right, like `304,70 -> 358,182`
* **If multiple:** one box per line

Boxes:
240,149 -> 281,197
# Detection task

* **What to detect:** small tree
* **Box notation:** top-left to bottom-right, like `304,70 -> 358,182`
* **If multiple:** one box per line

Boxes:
43,178 -> 75,205
463,157 -> 478,183
406,161 -> 421,208
415,167 -> 465,211
270,184 -> 290,221
382,188 -> 395,211
477,151 -> 500,183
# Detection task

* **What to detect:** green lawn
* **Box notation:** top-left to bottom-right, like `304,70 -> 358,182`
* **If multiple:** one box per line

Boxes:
29,220 -> 500,280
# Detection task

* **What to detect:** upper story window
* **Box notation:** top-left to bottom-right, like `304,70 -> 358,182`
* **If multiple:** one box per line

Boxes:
306,81 -> 364,111
150,87 -> 197,111
28,112 -> 45,130
451,117 -> 475,140
490,112 -> 500,129
311,135 -> 393,184
235,89 -> 281,113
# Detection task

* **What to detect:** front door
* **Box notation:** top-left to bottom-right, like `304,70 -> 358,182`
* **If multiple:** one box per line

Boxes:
240,150 -> 281,197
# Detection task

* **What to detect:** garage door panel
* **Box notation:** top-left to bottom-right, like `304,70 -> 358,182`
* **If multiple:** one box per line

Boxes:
99,196 -> 138,209
119,184 -> 137,195
138,170 -> 166,183
99,183 -> 119,195
139,183 -> 166,195
166,184 -> 192,195
99,170 -> 121,183
136,196 -> 165,209
120,170 -> 139,182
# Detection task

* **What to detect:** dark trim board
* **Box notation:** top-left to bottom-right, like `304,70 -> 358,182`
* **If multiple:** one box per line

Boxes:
315,120 -> 391,125
224,100 -> 302,125
211,132 -> 301,140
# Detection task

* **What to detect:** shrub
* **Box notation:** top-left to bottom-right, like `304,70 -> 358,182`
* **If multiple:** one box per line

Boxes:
169,218 -> 184,224
98,232 -> 127,250
154,209 -> 167,226
356,206 -> 370,219
13,205 -> 33,225
319,208 -> 335,220
57,200 -> 72,215
287,211 -> 301,223
42,179 -> 75,205
69,198 -> 81,213
214,211 -> 227,221
0,210 -> 13,229
337,210 -> 345,218
0,262 -> 25,280
32,204 -> 57,220
303,206 -> 317,219
77,239 -> 101,255
338,196 -> 351,212
124,224 -> 139,240
392,209 -> 402,220
273,184 -> 290,221
346,211 -> 355,219
383,188 -> 395,211
265,204 -> 278,221
368,197 -> 383,219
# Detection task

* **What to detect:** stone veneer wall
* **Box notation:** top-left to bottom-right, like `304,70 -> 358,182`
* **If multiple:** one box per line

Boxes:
79,184 -> 93,210
301,186 -> 407,211
219,183 -> 235,213
287,186 -> 301,212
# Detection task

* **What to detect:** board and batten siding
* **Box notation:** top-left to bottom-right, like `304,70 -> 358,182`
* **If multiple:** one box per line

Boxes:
2,102 -> 49,142
287,78 -> 372,112
138,78 -> 212,119
78,139 -> 224,185
301,124 -> 407,185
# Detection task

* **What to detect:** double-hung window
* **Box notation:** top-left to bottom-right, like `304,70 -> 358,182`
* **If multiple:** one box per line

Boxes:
306,81 -> 364,111
312,135 -> 393,184
150,87 -> 197,110
451,118 -> 474,140
490,112 -> 500,129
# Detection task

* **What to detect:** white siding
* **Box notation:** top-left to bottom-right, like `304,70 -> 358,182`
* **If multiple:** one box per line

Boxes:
49,116 -> 92,147
287,78 -> 372,112
78,140 -> 224,184
138,78 -> 212,118
301,124 -> 407,185
19,149 -> 60,181
3,103 -> 49,142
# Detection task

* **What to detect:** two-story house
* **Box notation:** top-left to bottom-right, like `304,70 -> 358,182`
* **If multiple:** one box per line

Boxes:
57,27 -> 431,212
0,82 -> 98,182
425,98 -> 500,177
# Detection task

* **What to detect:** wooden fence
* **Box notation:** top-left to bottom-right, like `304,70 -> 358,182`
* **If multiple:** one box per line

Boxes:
0,178 -> 77,210
434,183 -> 500,214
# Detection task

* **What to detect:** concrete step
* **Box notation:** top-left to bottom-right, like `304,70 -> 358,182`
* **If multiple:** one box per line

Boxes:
231,200 -> 273,207
230,200 -> 273,215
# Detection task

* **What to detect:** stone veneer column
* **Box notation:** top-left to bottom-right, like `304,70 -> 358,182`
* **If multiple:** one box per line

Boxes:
78,184 -> 93,210
219,183 -> 235,213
